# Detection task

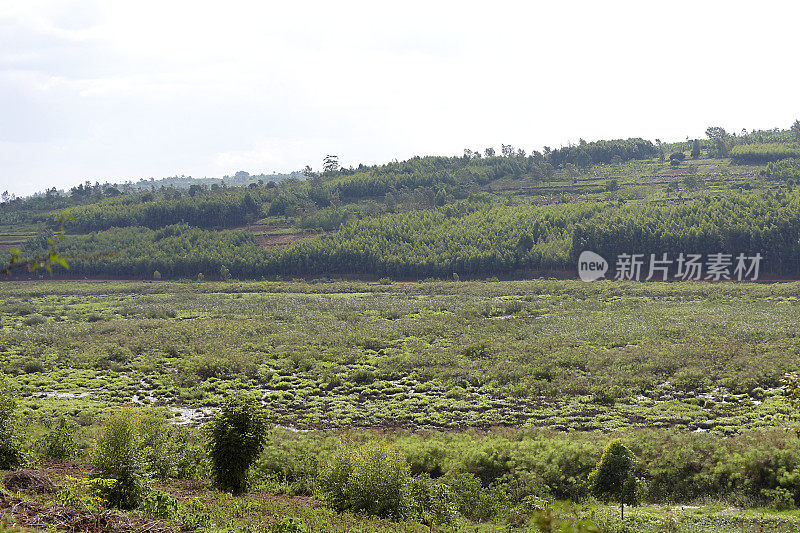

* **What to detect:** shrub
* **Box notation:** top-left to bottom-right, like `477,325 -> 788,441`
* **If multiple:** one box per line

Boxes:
138,408 -> 178,480
319,441 -> 410,518
139,489 -> 179,519
762,487 -> 796,511
403,473 -> 459,527
91,407 -> 149,509
442,471 -> 504,521
0,380 -> 22,469
153,270 -> 161,280
270,517 -> 307,533
22,314 -> 46,327
22,359 -> 44,374
38,418 -> 79,460
208,393 -> 269,494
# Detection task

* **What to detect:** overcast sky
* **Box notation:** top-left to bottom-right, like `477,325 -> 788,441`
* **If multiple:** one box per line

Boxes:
1,1 -> 799,196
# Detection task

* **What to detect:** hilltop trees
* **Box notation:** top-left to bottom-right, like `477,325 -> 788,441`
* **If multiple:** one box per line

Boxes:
548,138 -> 657,168
706,126 -> 730,157
324,155 -> 340,174
691,139 -> 701,159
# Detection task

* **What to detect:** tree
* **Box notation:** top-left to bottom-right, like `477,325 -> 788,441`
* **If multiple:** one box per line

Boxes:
0,379 -> 22,469
208,393 -> 269,494
324,155 -> 340,174
588,440 -> 637,521
484,147 -> 495,157
691,139 -> 701,159
705,126 -> 728,140
91,407 -> 149,509
792,120 -> 800,144
669,151 -> 686,166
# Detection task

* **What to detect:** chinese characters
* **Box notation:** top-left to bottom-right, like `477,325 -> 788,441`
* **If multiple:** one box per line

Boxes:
612,252 -> 762,281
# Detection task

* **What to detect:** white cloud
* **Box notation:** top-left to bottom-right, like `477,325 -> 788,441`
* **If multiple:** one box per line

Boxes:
0,0 -> 799,196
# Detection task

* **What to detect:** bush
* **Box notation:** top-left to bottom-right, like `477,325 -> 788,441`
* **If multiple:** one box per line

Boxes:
138,408 -> 179,480
0,380 -> 22,469
403,474 -> 459,527
319,441 -> 410,518
38,418 -> 79,460
139,490 -> 179,519
442,471 -> 504,521
22,314 -> 46,327
208,393 -> 269,494
22,359 -> 44,374
91,407 -> 149,509
270,517 -> 307,533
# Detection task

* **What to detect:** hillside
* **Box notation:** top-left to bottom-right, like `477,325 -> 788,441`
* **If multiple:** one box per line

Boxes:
3,125 -> 800,281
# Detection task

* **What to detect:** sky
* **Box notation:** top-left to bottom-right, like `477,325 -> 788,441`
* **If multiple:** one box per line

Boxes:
1,1 -> 799,197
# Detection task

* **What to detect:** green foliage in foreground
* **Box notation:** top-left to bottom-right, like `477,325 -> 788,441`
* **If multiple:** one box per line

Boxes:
319,441 -> 410,519
0,379 -> 22,469
209,394 -> 269,494
91,406 -> 149,509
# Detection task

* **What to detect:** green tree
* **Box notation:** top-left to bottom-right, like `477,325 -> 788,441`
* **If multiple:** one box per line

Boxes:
0,380 -> 22,469
588,440 -> 637,521
323,155 -> 340,174
208,394 -> 269,494
792,120 -> 800,144
91,407 -> 149,509
705,126 -> 728,140
691,139 -> 701,159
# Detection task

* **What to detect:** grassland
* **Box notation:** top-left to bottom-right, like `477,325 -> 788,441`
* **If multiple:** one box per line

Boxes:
3,279 -> 798,432
3,279 -> 800,531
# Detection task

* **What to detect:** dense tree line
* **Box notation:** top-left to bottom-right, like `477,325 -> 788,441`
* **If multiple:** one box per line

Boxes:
24,191 -> 800,279
49,189 -> 268,232
548,138 -> 657,169
574,193 -> 800,277
730,143 -> 800,164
